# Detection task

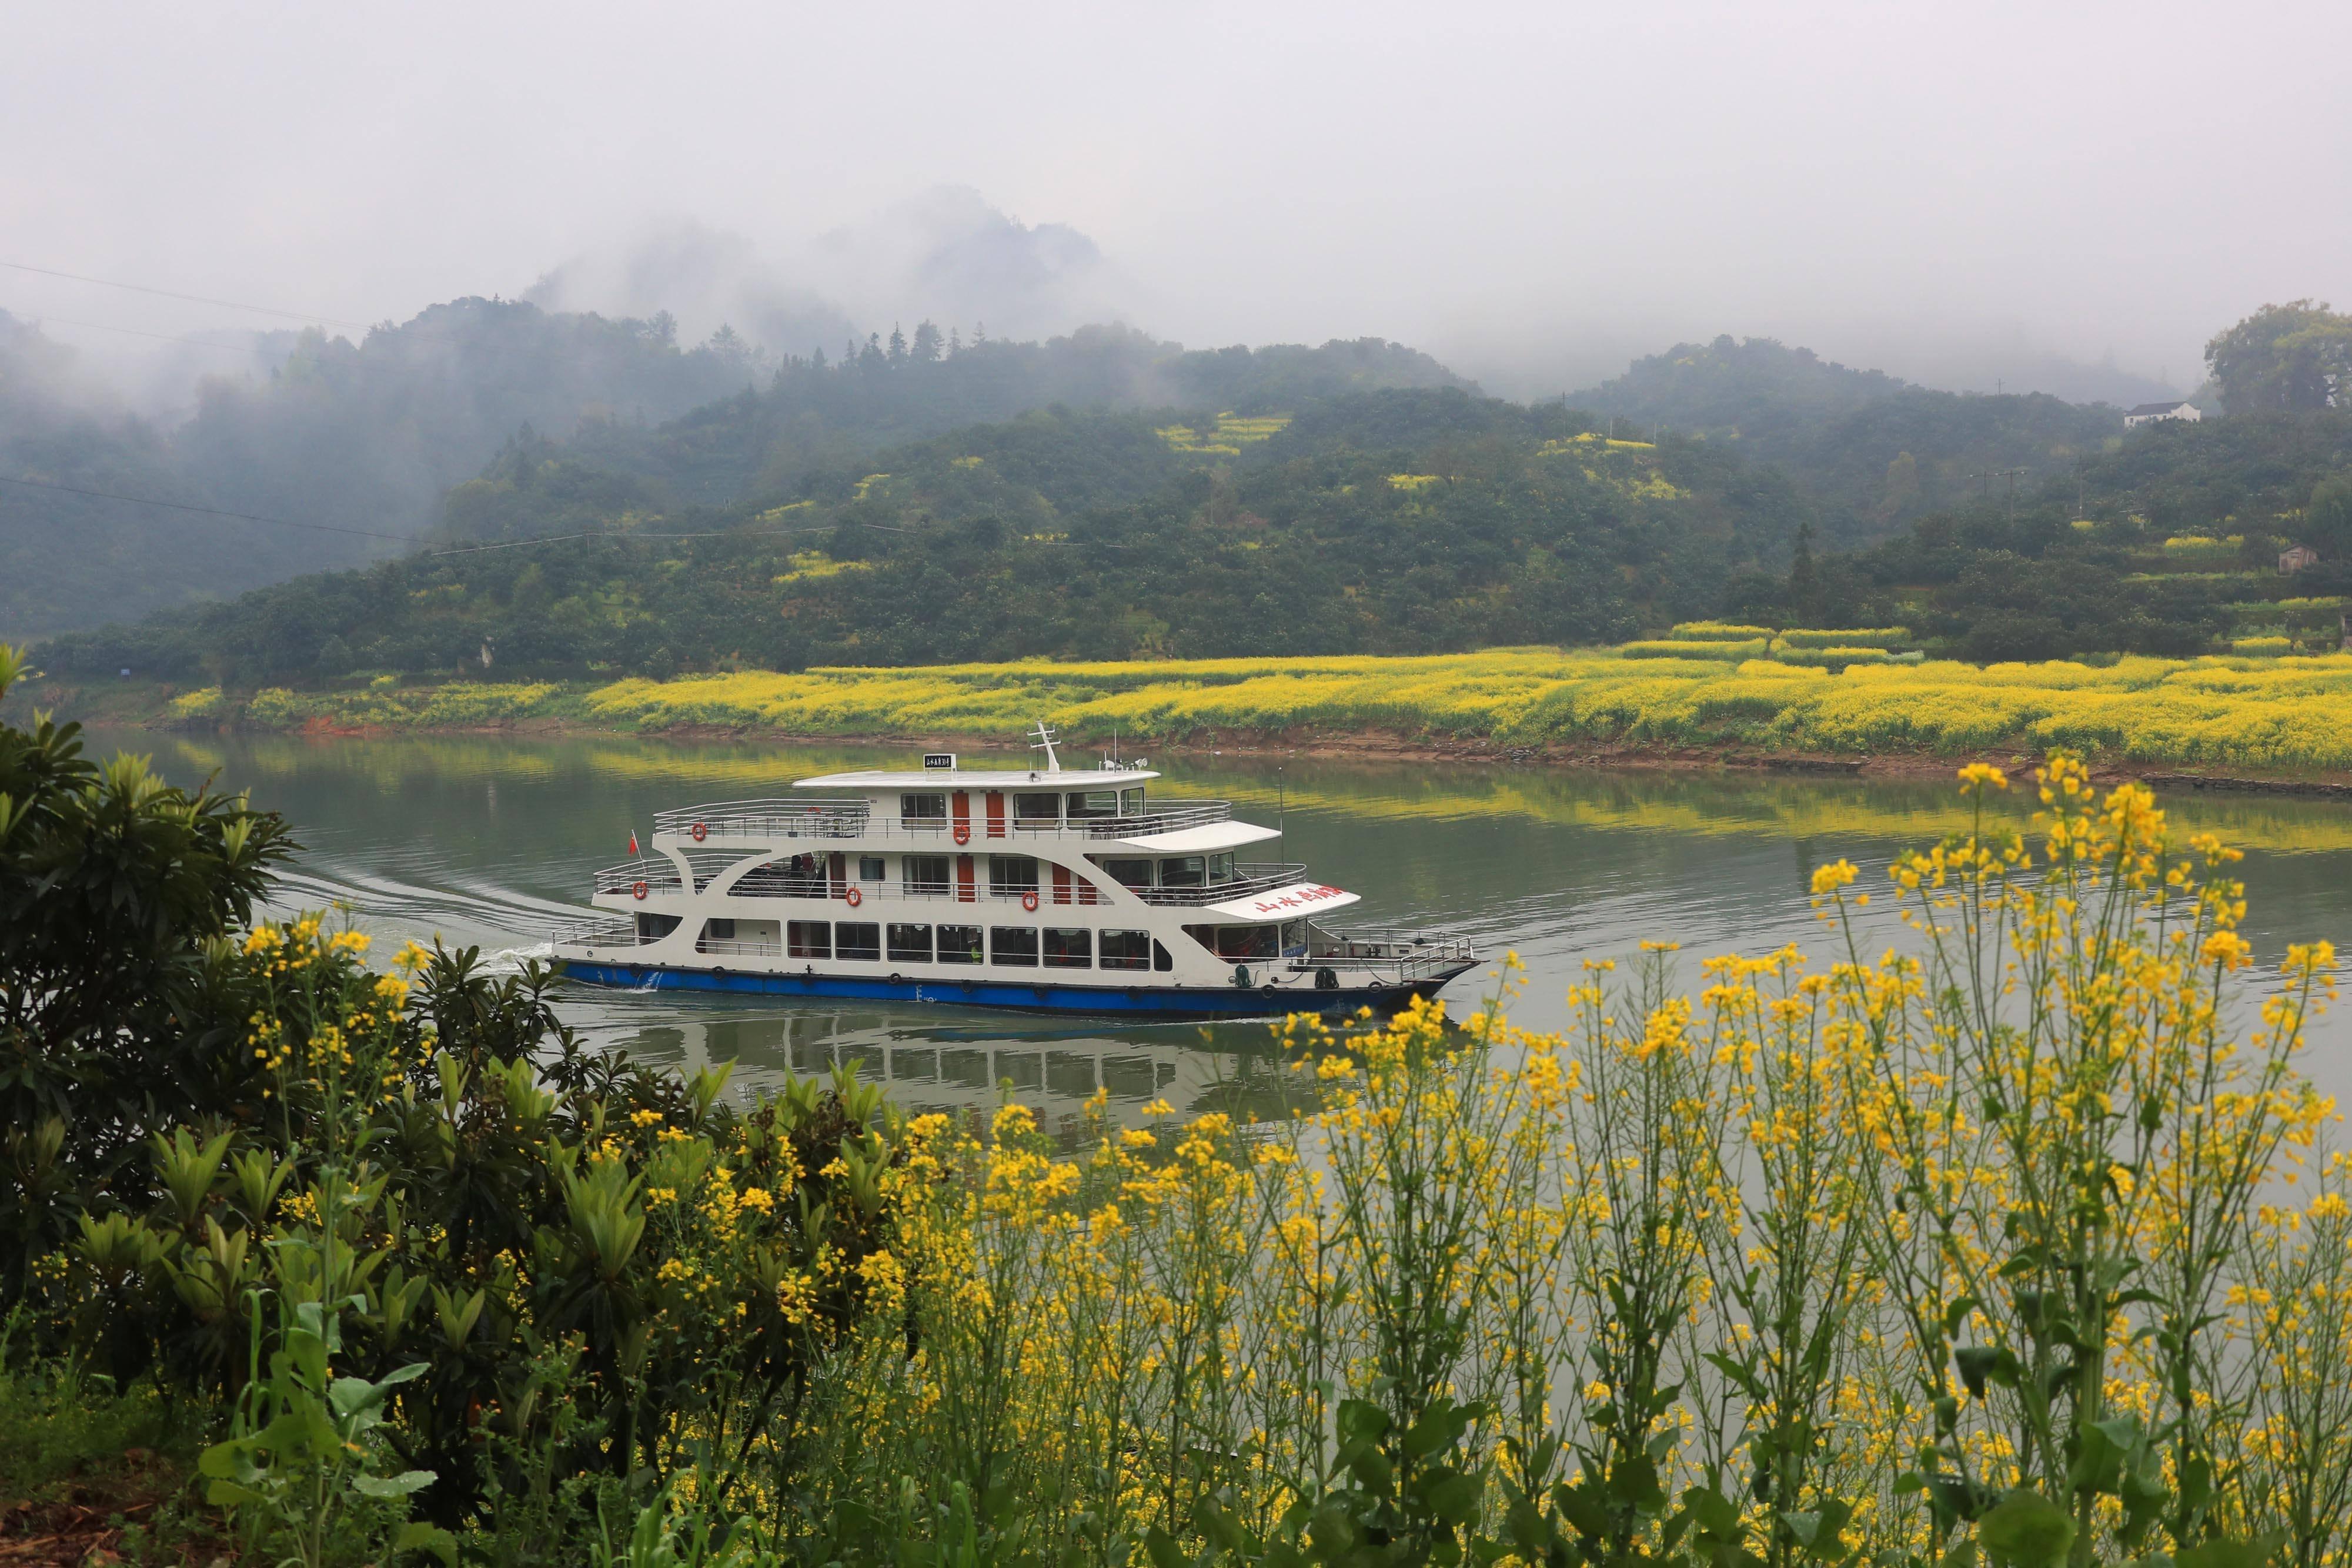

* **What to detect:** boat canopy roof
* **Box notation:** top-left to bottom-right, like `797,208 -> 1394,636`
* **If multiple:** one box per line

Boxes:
1203,882 -> 1361,921
1108,821 -> 1280,852
794,766 -> 1159,790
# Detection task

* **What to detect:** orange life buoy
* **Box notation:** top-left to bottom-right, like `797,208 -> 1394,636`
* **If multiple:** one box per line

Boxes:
632,881 -> 649,901
953,823 -> 970,845
691,821 -> 708,841
845,886 -> 862,907
1021,890 -> 1038,912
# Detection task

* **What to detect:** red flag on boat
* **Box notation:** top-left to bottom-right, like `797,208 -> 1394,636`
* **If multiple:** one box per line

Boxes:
628,830 -> 640,855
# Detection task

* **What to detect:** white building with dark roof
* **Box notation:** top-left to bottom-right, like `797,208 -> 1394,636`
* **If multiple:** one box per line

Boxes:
2125,400 -> 2202,428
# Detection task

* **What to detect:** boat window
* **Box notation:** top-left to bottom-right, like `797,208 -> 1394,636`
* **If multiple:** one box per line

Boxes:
1185,921 -> 1278,959
887,923 -> 933,962
786,920 -> 830,959
937,924 -> 983,964
1152,939 -> 1174,972
1100,858 -> 1153,890
1043,928 -> 1091,968
1012,792 -> 1061,826
704,918 -> 736,941
1217,924 -> 1280,959
900,792 -> 948,828
635,912 -> 681,941
1121,787 -> 1144,815
1065,790 -> 1119,819
857,856 -> 886,882
1208,852 -> 1235,884
903,855 -> 951,896
835,922 -> 881,962
1159,855 -> 1205,888
1100,930 -> 1151,971
988,855 -> 1040,894
989,927 -> 1039,967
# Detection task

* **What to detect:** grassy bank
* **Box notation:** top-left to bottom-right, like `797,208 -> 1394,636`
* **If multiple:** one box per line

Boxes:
45,644 -> 2352,775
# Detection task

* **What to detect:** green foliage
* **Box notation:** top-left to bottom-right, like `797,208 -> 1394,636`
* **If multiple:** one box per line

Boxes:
0,302 -> 759,640
41,392 -> 1813,681
2205,302 -> 2352,413
1571,335 -> 2127,543
0,645 -> 916,1561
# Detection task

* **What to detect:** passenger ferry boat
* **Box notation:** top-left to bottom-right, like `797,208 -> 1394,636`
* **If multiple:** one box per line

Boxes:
550,728 -> 1476,1017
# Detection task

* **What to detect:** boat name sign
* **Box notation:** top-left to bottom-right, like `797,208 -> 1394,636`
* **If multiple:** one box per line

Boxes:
1239,882 -> 1350,916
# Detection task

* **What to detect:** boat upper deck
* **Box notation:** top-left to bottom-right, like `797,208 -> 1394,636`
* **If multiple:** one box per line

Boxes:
791,764 -> 1159,789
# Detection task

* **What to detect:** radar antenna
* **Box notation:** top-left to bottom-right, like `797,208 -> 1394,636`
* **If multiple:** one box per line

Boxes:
1029,720 -> 1062,774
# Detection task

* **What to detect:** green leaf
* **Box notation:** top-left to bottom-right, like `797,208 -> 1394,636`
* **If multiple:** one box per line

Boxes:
1953,1346 -> 2014,1399
197,1438 -> 250,1479
1335,1398 -> 1390,1446
329,1375 -> 383,1418
352,1468 -> 437,1498
2177,1534 -> 2286,1568
1422,1468 -> 1483,1526
393,1520 -> 459,1566
1977,1492 -> 2076,1568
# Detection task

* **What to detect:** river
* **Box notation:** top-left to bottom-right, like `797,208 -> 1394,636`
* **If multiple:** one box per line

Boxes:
92,726 -> 2352,1118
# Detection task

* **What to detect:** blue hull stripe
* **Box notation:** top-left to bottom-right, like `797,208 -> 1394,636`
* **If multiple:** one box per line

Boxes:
557,960 -> 1451,1018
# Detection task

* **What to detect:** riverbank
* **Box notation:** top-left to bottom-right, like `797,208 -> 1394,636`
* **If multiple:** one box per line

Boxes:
22,645 -> 2352,791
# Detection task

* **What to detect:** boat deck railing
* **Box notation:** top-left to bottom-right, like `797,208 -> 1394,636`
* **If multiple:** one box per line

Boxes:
644,797 -> 1239,842
552,917 -> 644,949
1132,863 -> 1307,907
1291,927 -> 1477,984
1079,800 -> 1232,838
593,857 -> 684,895
653,799 -> 871,840
697,936 -> 786,959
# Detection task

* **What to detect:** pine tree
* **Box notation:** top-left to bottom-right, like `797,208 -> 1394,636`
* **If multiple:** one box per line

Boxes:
910,320 -> 943,362
887,323 -> 907,364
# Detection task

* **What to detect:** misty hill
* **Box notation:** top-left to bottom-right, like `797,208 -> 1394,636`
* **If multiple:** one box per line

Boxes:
1572,335 -> 2126,543
1722,406 -> 2352,661
40,388 -> 1808,681
453,325 -> 1474,527
2,300 -> 1464,637
0,300 -> 762,638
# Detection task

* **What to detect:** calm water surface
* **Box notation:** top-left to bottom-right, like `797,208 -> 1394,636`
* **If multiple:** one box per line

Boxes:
92,728 -> 2352,1117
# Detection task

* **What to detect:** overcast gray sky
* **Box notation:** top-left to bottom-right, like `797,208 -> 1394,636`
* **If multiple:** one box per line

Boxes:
6,0 -> 2347,398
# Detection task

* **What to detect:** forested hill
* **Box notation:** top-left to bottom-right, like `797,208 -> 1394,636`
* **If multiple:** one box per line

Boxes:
447,325 -> 1471,531
1726,406 -> 2352,663
0,300 -> 760,637
2,303 -> 1464,639
1572,336 -> 2128,544
39,389 -> 1808,682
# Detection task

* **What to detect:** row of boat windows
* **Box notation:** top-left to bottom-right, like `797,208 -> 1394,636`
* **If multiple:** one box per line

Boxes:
694,916 -> 1309,964
761,920 -> 1173,971
898,788 -> 1144,825
737,853 -> 1237,895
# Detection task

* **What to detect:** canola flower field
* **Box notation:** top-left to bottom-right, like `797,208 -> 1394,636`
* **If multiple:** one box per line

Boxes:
147,644 -> 2352,774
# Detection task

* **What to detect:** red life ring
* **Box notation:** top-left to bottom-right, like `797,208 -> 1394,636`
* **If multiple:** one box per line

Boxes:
691,821 -> 708,841
845,886 -> 863,907
1021,890 -> 1039,912
953,823 -> 970,845
632,881 -> 649,901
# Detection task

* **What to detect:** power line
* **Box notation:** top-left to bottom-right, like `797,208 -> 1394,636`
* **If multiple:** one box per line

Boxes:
0,260 -> 370,330
0,474 -> 412,543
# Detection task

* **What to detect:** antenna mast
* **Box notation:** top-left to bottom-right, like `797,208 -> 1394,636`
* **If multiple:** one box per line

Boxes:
1030,720 -> 1062,774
